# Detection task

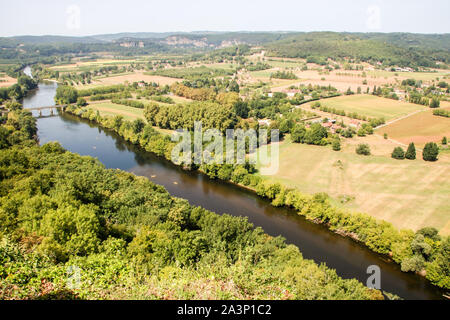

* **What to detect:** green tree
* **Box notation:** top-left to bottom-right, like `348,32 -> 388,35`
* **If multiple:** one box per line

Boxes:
290,124 -> 306,143
332,139 -> 341,151
422,142 -> 439,162
405,143 -> 416,160
391,147 -> 405,160
429,98 -> 440,108
356,144 -> 371,156
442,137 -> 447,145
55,86 -> 78,104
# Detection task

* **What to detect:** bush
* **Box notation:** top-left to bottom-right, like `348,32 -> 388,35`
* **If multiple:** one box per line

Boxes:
405,143 -> 416,160
77,97 -> 87,107
356,144 -> 371,156
391,147 -> 405,160
422,142 -> 439,162
332,139 -> 341,151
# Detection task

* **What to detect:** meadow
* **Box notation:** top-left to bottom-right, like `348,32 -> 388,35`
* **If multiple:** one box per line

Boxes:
257,138 -> 450,235
319,95 -> 425,120
88,102 -> 145,120
77,72 -> 181,89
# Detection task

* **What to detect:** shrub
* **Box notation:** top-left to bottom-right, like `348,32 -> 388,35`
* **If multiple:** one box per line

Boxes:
422,142 -> 439,162
391,147 -> 405,160
356,144 -> 371,156
332,139 -> 341,151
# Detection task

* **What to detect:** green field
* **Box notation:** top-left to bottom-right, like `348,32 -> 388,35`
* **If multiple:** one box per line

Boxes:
319,94 -> 425,120
87,102 -> 173,136
256,139 -> 450,235
88,102 -> 144,121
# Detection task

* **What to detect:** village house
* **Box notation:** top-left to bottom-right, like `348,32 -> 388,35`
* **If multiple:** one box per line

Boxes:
348,119 -> 361,129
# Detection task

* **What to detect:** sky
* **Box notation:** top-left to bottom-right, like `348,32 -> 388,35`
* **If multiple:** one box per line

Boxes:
0,0 -> 449,37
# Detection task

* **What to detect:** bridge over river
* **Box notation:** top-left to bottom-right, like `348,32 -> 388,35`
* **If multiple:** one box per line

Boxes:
26,105 -> 67,117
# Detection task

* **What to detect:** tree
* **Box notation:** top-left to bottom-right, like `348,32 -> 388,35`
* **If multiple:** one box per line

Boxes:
442,137 -> 447,145
77,97 -> 87,107
55,86 -> 78,104
332,139 -> 341,151
356,144 -> 371,156
290,124 -> 306,143
383,133 -> 388,140
391,147 -> 405,160
5,101 -> 23,111
422,142 -> 439,162
430,98 -> 440,109
304,123 -> 328,145
405,143 -> 416,160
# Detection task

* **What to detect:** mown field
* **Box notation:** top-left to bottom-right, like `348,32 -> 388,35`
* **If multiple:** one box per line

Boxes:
377,106 -> 450,148
87,102 -> 173,135
77,72 -> 181,89
367,70 -> 450,82
257,139 -> 450,235
319,95 -> 425,120
88,102 -> 145,120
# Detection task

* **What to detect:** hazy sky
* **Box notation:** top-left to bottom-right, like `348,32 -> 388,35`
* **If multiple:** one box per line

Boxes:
1,0 -> 449,37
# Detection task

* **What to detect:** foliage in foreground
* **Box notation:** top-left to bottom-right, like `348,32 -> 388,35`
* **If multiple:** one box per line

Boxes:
0,112 -> 383,300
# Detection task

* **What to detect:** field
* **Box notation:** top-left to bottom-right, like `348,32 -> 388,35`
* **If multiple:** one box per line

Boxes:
376,106 -> 450,148
317,95 -> 425,120
257,139 -> 450,235
88,102 -> 145,120
0,74 -> 17,88
77,71 -> 181,89
367,70 -> 450,82
49,59 -> 143,72
87,102 -> 174,135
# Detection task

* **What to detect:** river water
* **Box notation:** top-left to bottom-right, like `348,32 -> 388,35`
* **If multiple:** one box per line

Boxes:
22,75 -> 445,300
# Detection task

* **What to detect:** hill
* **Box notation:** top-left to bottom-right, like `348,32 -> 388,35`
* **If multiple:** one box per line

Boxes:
264,32 -> 450,68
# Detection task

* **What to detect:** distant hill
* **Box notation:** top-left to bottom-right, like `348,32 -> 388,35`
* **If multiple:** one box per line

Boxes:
264,32 -> 450,68
0,31 -> 448,68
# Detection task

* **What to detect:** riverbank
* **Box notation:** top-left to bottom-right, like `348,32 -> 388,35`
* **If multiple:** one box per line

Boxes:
63,105 -> 449,293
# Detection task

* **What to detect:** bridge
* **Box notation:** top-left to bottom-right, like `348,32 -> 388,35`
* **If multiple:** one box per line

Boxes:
27,105 -> 67,117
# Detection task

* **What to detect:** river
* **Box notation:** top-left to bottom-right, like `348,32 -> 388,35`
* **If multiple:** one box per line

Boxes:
22,72 -> 445,300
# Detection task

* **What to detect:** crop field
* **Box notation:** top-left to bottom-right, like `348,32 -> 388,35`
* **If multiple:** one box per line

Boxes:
257,139 -> 450,235
267,69 -> 398,92
0,74 -> 17,87
49,59 -> 143,72
77,72 -> 181,89
367,70 -> 450,82
318,94 -> 425,120
376,106 -> 450,148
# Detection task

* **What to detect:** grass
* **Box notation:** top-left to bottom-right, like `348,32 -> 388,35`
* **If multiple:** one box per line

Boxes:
319,94 -> 425,120
367,70 -> 450,81
256,138 -> 450,235
377,106 -> 450,148
88,102 -> 145,121
87,102 -> 173,136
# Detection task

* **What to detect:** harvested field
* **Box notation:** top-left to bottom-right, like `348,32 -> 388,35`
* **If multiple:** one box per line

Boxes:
376,106 -> 450,148
257,139 -> 450,234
